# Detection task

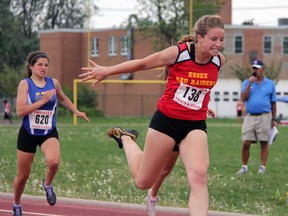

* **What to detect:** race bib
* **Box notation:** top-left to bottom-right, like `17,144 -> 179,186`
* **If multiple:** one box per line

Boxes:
30,110 -> 53,129
173,82 -> 209,110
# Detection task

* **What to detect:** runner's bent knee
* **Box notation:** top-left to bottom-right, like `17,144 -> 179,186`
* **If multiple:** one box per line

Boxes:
134,177 -> 155,190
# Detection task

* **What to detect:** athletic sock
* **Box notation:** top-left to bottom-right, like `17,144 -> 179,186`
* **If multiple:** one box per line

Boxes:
13,202 -> 21,207
148,189 -> 158,200
259,165 -> 266,170
44,183 -> 52,188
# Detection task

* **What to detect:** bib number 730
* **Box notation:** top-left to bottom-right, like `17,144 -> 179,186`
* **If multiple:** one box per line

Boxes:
173,82 -> 209,110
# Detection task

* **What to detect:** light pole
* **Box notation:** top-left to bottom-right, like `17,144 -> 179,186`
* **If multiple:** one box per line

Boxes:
87,0 -> 91,67
189,0 -> 193,34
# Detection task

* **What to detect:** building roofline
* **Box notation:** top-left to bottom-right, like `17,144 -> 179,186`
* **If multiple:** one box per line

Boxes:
39,27 -> 127,34
39,29 -> 86,34
39,24 -> 288,34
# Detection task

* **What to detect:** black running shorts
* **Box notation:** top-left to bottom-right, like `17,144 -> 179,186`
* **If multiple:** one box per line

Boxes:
149,109 -> 207,152
4,112 -> 11,119
17,125 -> 59,153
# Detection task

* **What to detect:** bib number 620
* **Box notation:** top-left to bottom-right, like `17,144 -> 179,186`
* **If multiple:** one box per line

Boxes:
35,115 -> 49,124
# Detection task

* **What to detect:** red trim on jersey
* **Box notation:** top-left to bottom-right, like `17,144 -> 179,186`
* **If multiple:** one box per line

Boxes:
157,43 -> 221,120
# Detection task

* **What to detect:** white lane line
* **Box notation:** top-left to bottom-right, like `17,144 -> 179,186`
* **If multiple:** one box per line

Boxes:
0,209 -> 65,216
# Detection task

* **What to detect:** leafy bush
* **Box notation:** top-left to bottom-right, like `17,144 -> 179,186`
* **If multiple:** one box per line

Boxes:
57,85 -> 102,117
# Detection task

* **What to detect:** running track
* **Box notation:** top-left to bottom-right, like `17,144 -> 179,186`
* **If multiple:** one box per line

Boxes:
0,193 -> 257,216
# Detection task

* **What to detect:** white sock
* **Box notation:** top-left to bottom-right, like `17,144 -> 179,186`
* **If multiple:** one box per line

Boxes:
260,165 -> 266,170
242,165 -> 248,170
13,202 -> 21,207
44,182 -> 52,188
150,195 -> 158,200
148,189 -> 157,200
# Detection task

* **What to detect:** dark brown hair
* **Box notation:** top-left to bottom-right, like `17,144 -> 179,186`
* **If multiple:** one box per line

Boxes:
26,51 -> 49,77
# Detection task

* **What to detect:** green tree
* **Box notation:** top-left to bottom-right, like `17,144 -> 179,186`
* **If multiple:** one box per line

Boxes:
0,64 -> 25,97
0,0 -> 37,69
10,0 -> 45,38
10,0 -> 98,31
0,0 -> 99,97
1,0 -> 98,70
0,1 -> 38,96
39,0 -> 98,29
231,62 -> 281,83
57,85 -> 102,117
133,0 -> 223,49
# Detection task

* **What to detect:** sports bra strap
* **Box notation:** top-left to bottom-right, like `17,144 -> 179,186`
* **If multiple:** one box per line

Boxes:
190,43 -> 195,61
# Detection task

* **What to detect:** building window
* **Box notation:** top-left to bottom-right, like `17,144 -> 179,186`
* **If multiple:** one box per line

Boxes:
91,37 -> 99,57
109,36 -> 117,56
234,35 -> 243,53
263,35 -> 272,54
283,36 -> 288,54
121,35 -> 129,56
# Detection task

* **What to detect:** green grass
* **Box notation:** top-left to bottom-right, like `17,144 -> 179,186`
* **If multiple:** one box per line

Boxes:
1,117 -> 288,215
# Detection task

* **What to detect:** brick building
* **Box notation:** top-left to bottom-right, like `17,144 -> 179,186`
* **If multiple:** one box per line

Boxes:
39,0 -> 288,117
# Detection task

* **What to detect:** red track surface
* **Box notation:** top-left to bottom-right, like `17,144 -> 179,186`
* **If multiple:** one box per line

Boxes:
0,193 -> 256,216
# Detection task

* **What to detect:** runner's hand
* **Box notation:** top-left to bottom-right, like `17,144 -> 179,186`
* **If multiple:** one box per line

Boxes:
207,109 -> 216,119
41,89 -> 56,104
80,60 -> 107,86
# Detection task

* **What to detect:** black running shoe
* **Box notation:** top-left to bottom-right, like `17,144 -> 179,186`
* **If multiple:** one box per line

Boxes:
107,127 -> 138,149
13,205 -> 22,216
42,179 -> 57,206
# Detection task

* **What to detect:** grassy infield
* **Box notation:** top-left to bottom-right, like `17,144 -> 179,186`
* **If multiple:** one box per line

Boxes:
1,117 -> 288,215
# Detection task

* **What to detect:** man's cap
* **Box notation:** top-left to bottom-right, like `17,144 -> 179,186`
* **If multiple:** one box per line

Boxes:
251,60 -> 264,69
